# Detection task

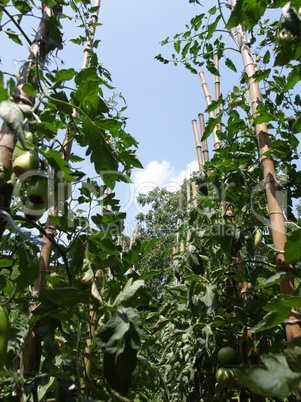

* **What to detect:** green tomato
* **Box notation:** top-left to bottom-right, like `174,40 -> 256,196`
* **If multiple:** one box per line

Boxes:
0,306 -> 9,371
13,150 -> 39,177
12,131 -> 37,161
253,228 -> 263,247
26,176 -> 48,205
217,346 -> 236,365
215,368 -> 235,388
24,199 -> 47,221
276,29 -> 293,44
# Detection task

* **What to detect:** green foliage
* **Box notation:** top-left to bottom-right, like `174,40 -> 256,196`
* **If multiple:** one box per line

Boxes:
1,0 -> 301,400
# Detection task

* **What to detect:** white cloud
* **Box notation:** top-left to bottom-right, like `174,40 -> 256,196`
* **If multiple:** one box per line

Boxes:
114,159 -> 199,234
131,159 -> 199,195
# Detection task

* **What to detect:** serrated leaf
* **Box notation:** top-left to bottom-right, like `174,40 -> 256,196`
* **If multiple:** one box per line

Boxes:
96,308 -> 142,396
263,50 -> 271,64
250,308 -> 290,333
49,92 -> 73,114
22,83 -> 37,97
225,57 -> 237,72
18,104 -> 33,117
0,100 -> 24,146
91,281 -> 102,302
284,346 -> 301,373
6,29 -> 22,45
39,149 -> 73,180
0,258 -> 13,267
55,68 -> 77,82
234,354 -> 301,398
44,287 -> 88,306
138,271 -> 160,281
113,278 -> 143,307
285,229 -> 301,264
256,272 -> 287,289
202,115 -> 222,142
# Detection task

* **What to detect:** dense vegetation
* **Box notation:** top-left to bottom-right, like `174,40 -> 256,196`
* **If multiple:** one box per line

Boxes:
0,0 -> 301,401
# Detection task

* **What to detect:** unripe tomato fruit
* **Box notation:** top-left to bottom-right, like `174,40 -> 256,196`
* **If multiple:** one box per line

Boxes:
12,132 -> 37,161
215,367 -> 235,388
217,346 -> 236,365
24,200 -> 47,221
276,29 -> 293,44
27,176 -> 48,205
0,306 -> 9,371
253,228 -> 263,247
13,150 -> 39,177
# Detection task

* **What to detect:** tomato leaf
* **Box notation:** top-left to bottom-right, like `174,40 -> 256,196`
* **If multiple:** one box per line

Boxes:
285,229 -> 301,264
96,307 -> 142,396
234,354 -> 301,398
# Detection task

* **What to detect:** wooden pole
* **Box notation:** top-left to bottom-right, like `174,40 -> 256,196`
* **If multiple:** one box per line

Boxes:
0,4 -> 63,240
198,113 -> 210,163
23,0 -> 102,376
134,222 -> 139,241
191,182 -> 198,208
192,120 -> 204,171
214,53 -> 222,133
230,0 -> 301,342
199,71 -> 221,149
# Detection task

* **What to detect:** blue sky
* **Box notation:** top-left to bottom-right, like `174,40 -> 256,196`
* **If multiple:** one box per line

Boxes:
97,0 -> 217,229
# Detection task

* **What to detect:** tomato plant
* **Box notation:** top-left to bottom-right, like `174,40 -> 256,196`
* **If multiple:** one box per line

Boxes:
0,0 -> 301,401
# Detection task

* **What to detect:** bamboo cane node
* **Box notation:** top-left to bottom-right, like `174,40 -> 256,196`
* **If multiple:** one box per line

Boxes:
269,211 -> 283,216
277,266 -> 292,272
291,309 -> 301,317
283,319 -> 301,325
244,61 -> 256,69
13,94 -> 33,106
0,144 -> 14,153
264,178 -> 276,184
39,269 -> 50,274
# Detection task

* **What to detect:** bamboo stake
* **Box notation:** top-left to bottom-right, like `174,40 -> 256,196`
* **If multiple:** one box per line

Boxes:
191,181 -> 198,208
23,0 -> 102,377
0,4 -> 62,240
230,0 -> 301,342
173,219 -> 180,284
134,222 -> 139,241
128,235 -> 134,274
186,183 -> 192,245
198,113 -> 210,163
199,71 -> 221,149
192,120 -> 204,171
214,53 -> 222,134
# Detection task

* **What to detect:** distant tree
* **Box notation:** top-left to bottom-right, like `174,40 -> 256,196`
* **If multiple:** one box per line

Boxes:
135,185 -> 187,302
